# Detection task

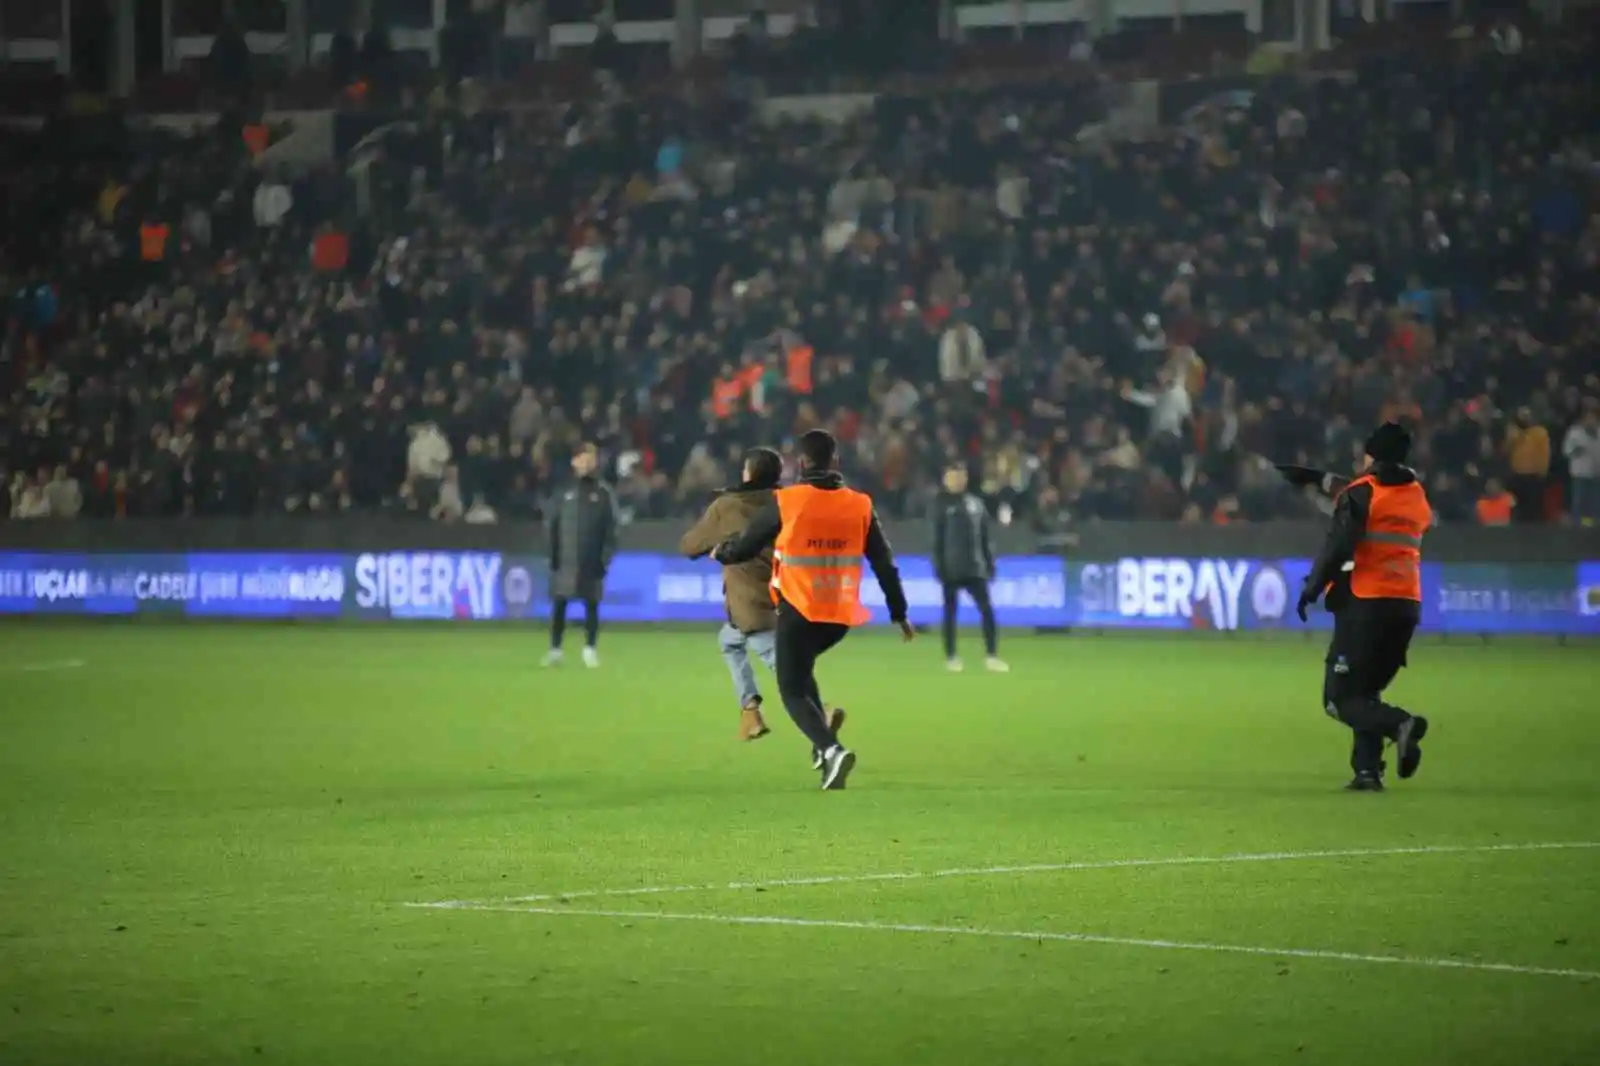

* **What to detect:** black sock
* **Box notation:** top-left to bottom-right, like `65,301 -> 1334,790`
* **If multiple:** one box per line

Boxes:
583,597 -> 600,648
550,597 -> 568,649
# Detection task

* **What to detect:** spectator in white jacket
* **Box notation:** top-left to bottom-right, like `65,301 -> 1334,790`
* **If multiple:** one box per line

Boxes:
1121,366 -> 1192,440
565,231 -> 607,290
407,422 -> 452,483
11,476 -> 51,518
508,386 -> 543,444
939,320 -> 987,384
253,178 -> 293,228
43,466 -> 82,518
1563,406 -> 1599,525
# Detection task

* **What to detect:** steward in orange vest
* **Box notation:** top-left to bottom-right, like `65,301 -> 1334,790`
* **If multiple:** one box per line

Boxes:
1296,422 -> 1433,793
139,221 -> 171,262
713,429 -> 912,790
1475,485 -> 1514,526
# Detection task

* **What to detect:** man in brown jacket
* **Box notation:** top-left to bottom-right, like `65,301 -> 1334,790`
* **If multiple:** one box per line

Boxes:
679,447 -> 843,743
1503,407 -> 1551,523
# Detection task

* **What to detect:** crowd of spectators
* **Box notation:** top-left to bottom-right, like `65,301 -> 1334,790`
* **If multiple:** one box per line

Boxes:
3,17 -> 1598,532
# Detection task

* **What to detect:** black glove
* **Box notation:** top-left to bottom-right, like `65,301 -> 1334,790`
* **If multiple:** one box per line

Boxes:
1296,578 -> 1319,623
1275,463 -> 1327,489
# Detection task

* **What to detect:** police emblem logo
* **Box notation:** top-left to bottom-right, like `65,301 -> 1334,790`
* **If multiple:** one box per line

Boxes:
503,566 -> 534,616
1251,565 -> 1289,621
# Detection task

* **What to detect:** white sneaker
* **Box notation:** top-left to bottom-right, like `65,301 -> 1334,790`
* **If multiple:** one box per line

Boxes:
985,657 -> 1011,673
820,746 -> 857,790
581,646 -> 600,669
542,649 -> 564,667
946,658 -> 964,672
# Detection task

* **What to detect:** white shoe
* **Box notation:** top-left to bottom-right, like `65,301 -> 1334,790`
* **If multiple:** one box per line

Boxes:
985,657 -> 1011,673
581,646 -> 600,669
946,658 -> 964,672
542,649 -> 564,667
820,746 -> 857,790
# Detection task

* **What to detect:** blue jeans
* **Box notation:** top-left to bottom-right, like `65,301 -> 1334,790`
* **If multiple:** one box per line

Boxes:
719,623 -> 777,708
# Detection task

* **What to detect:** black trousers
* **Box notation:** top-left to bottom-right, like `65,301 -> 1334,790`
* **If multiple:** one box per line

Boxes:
941,578 -> 997,658
1322,598 -> 1420,776
550,596 -> 601,648
1509,473 -> 1545,524
773,599 -> 848,752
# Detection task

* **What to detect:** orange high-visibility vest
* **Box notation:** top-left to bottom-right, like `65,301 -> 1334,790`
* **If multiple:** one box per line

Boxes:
710,377 -> 743,419
312,231 -> 349,272
1346,475 -> 1430,601
770,483 -> 874,625
140,222 -> 170,261
242,123 -> 270,157
1476,492 -> 1513,526
786,344 -> 814,395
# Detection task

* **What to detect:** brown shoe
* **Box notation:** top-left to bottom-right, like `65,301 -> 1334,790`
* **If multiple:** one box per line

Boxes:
740,703 -> 771,741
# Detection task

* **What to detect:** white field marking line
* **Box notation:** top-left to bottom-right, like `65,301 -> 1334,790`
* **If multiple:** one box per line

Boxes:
426,905 -> 1600,983
408,841 -> 1600,910
0,658 -> 86,673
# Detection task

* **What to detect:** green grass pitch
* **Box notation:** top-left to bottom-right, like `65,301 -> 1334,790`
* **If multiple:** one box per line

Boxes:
1,623 -> 1598,1066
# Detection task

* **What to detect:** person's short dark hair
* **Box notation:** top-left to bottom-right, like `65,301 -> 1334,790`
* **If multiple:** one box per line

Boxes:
1364,422 -> 1411,464
798,429 -> 837,470
744,447 -> 782,488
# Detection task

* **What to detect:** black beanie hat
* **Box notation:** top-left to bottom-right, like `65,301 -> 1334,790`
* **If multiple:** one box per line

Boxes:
1364,422 -> 1412,464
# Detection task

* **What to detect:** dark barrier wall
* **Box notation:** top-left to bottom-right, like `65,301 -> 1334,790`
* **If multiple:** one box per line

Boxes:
0,518 -> 1594,565
2,521 -> 1597,636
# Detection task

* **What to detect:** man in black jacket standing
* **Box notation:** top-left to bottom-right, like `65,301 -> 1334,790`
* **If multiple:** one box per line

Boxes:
932,465 -> 1008,673
543,443 -> 617,669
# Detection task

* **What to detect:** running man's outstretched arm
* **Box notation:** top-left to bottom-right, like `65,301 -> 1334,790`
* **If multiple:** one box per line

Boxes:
713,499 -> 782,565
680,496 -> 730,559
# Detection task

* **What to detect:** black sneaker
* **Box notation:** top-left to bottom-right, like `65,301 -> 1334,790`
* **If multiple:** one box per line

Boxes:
1345,772 -> 1385,792
812,708 -> 847,771
821,747 -> 857,790
1396,716 -> 1428,780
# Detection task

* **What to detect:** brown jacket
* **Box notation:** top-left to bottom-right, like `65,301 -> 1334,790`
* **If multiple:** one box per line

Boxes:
679,485 -> 778,634
1505,423 -> 1551,477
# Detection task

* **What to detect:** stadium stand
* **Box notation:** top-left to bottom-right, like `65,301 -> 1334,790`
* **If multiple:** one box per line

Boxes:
2,8 -> 1597,528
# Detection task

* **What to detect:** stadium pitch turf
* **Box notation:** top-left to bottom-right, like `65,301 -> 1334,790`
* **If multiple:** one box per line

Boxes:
1,624 -> 1597,1066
